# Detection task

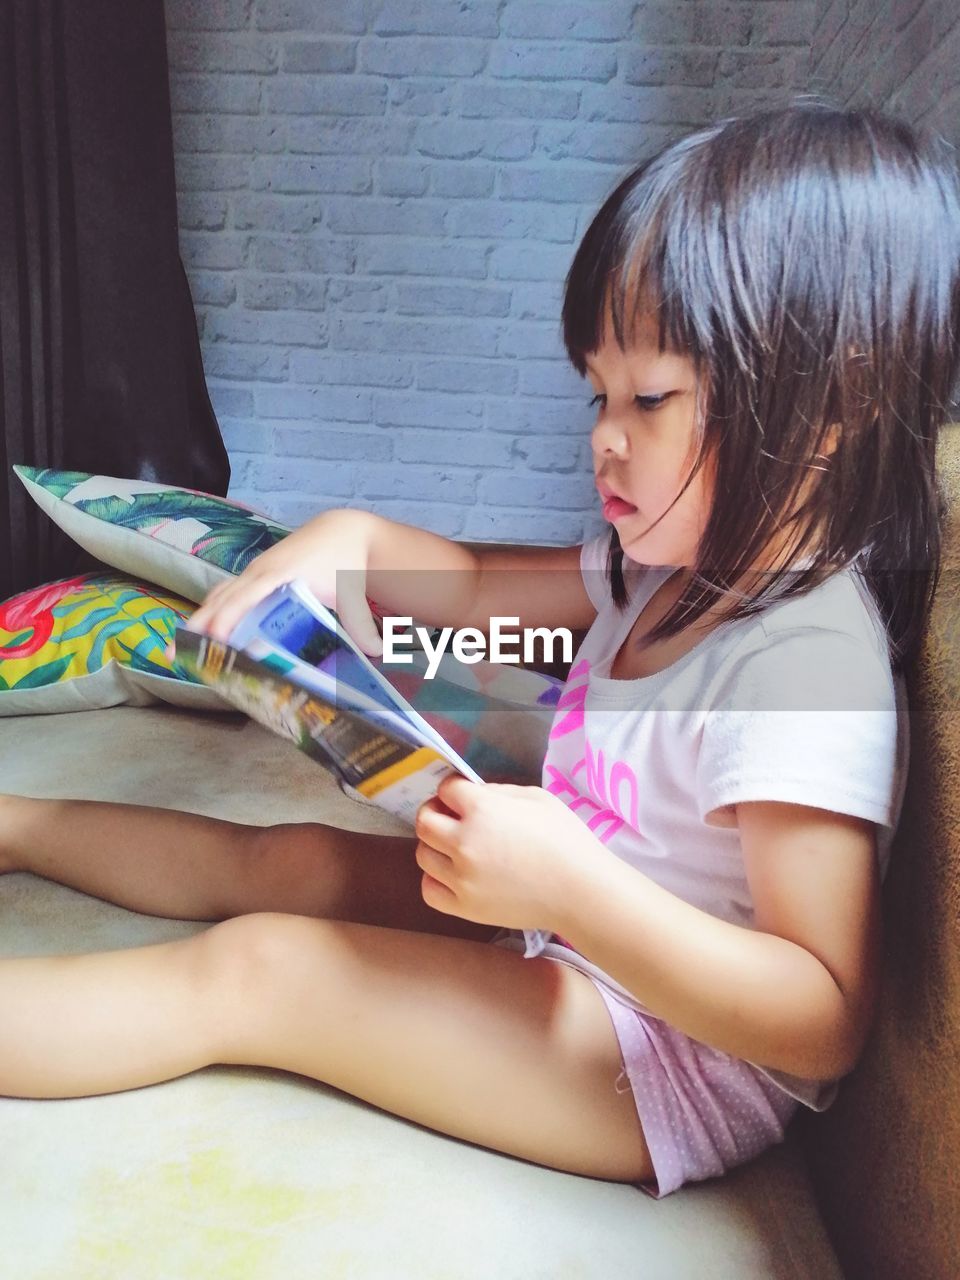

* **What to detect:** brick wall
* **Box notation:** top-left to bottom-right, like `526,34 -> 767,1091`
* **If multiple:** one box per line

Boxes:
165,1 -> 813,540
809,0 -> 960,152
809,0 -> 960,407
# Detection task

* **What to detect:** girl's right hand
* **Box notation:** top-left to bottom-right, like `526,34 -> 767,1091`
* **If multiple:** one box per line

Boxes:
179,508 -> 385,657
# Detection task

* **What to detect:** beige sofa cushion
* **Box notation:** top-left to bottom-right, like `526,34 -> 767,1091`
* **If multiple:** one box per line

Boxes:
0,705 -> 842,1279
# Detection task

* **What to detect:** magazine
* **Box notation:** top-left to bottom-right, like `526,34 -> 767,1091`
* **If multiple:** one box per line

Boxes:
173,580 -> 564,959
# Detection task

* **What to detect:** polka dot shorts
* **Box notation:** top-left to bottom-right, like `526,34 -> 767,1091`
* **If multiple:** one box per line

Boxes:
589,980 -> 800,1198
491,929 -> 800,1198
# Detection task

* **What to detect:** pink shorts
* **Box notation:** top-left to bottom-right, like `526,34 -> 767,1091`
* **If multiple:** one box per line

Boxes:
491,929 -> 800,1198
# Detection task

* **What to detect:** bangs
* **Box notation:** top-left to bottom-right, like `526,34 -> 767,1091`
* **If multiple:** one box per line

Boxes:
561,134 -> 718,375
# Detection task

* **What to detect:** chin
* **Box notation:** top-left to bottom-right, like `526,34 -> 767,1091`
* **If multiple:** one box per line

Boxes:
621,537 -> 689,571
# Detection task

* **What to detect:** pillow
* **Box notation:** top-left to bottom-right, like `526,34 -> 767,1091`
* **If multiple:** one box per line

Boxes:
0,572 -> 230,715
15,468 -> 396,640
14,466 -> 291,605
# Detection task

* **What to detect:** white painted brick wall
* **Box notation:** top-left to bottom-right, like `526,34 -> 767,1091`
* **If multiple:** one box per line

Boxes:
810,0 -> 960,153
166,0 -> 812,540
809,0 -> 960,408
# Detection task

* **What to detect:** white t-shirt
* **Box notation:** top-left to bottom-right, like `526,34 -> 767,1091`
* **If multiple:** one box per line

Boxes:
537,533 -> 909,1112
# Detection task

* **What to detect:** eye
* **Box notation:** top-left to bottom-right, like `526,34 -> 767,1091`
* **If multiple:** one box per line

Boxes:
589,392 -> 670,412
635,394 -> 668,412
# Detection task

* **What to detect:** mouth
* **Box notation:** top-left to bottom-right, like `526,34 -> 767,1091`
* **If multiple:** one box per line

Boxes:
596,479 -> 638,523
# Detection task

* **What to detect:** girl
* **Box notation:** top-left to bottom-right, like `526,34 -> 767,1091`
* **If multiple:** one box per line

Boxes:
2,99 -> 958,1200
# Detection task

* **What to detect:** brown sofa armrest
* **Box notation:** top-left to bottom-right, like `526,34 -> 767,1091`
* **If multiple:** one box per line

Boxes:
796,423 -> 960,1280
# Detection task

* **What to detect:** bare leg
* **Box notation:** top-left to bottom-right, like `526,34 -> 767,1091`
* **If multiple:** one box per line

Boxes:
0,912 -> 654,1185
0,794 -> 498,941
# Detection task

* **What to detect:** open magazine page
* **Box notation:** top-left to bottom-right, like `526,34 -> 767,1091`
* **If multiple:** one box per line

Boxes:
375,645 -> 563,788
174,630 -> 470,818
229,581 -> 564,789
230,583 -> 477,768
175,589 -> 554,959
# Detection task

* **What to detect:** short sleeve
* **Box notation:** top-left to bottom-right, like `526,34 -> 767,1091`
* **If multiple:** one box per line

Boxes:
695,626 -> 901,831
579,533 -> 612,611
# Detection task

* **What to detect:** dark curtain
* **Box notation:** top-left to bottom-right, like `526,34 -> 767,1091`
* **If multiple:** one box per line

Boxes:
0,0 -> 230,600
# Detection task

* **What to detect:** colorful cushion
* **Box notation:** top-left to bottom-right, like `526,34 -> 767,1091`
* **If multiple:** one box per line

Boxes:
14,466 -> 291,606
14,468 -> 405,638
0,572 -> 230,715
12,466 -> 564,754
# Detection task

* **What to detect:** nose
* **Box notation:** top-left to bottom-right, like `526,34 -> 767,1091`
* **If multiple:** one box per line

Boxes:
590,409 -> 630,461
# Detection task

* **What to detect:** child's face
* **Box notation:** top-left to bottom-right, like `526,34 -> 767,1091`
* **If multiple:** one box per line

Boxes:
586,311 -> 711,570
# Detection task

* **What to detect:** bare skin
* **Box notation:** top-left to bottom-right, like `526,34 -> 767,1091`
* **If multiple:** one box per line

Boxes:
0,795 -> 654,1186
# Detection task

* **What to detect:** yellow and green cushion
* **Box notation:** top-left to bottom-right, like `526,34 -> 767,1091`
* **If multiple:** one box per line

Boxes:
0,572 -> 228,715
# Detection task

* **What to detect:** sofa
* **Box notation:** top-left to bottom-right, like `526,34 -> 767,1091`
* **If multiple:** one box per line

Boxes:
791,422 -> 960,1280
3,427 -> 958,1279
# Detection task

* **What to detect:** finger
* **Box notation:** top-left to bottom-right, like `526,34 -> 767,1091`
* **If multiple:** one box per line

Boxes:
201,577 -> 234,606
414,839 -> 454,884
193,579 -> 283,643
414,799 -> 460,854
186,579 -> 235,630
191,568 -> 274,624
335,569 -> 383,658
184,600 -> 226,635
186,580 -> 249,635
415,842 -> 460,914
435,772 -> 480,816
420,871 -> 459,915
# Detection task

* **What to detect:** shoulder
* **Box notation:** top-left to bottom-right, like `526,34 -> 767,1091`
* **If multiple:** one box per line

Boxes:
757,565 -> 887,652
703,570 -> 896,714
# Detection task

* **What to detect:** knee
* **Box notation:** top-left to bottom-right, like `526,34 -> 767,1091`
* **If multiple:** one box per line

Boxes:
199,911 -> 307,990
241,822 -> 344,914
246,821 -> 314,878
196,912 -> 330,1056
249,821 -> 319,863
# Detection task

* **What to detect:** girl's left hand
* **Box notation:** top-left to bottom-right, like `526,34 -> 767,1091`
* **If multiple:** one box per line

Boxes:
414,774 -> 604,934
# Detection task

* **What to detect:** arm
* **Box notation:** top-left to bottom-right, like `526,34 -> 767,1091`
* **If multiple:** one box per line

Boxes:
362,513 -> 598,634
188,507 -> 597,648
552,800 -> 882,1081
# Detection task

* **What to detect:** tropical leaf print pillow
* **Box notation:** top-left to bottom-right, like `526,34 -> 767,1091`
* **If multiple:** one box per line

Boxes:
0,572 -> 230,715
14,467 -> 292,605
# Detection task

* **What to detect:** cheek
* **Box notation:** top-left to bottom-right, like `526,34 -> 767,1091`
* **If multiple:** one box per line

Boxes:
645,451 -> 695,503
644,458 -> 709,531
627,430 -> 706,507
623,458 -> 669,509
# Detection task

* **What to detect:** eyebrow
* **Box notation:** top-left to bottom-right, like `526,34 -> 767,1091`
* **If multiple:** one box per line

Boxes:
583,351 -> 676,371
583,358 -> 677,385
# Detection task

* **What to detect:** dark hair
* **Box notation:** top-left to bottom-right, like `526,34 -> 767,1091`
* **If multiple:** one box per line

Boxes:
562,96 -> 960,674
